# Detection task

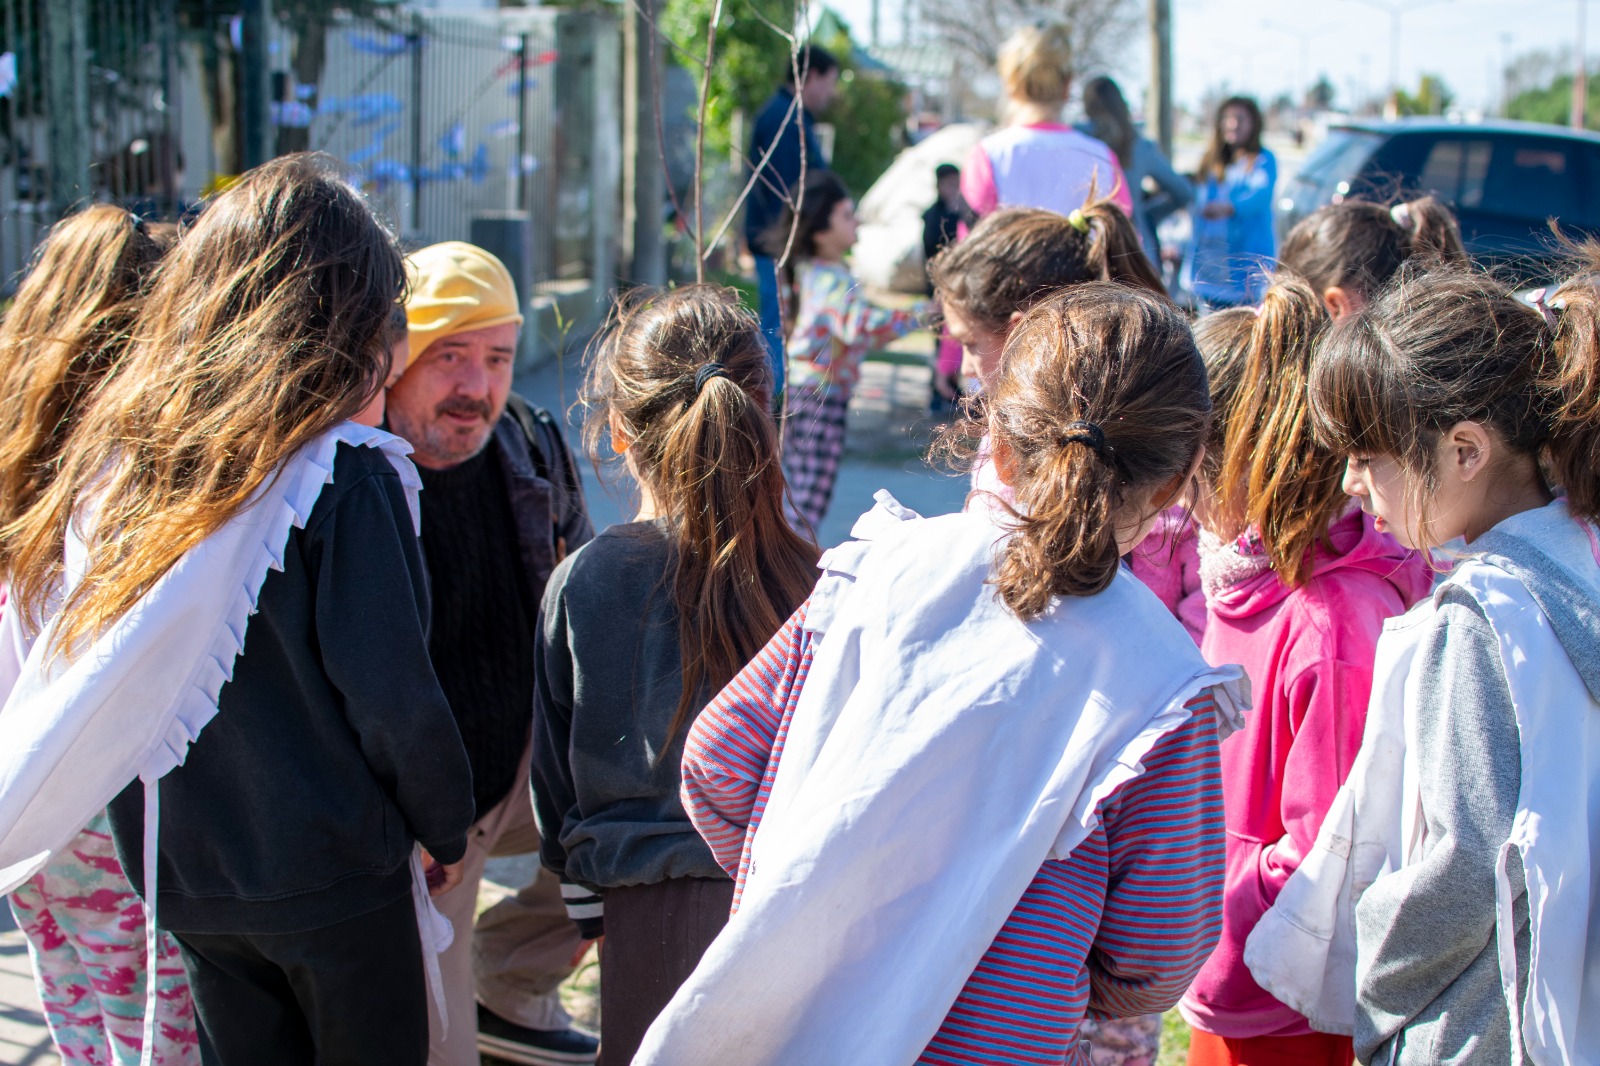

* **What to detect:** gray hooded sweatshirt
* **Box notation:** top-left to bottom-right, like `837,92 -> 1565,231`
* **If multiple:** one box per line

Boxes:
1355,506 -> 1600,1064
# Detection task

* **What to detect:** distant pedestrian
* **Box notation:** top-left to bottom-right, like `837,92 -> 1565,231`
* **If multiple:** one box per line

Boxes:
389,241 -> 598,1066
1277,195 -> 1464,318
531,286 -> 819,1066
921,162 -> 974,410
1079,75 -> 1192,271
745,44 -> 840,378
639,283 -> 1242,1066
1185,96 -> 1277,308
961,24 -> 1133,220
0,206 -> 196,1066
764,170 -> 926,532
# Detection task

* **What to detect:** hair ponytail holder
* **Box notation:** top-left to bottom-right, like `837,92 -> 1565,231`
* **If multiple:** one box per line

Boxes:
1067,209 -> 1091,234
694,362 -> 729,394
1389,202 -> 1413,229
128,212 -> 146,232
1058,419 -> 1106,455
1529,287 -> 1560,330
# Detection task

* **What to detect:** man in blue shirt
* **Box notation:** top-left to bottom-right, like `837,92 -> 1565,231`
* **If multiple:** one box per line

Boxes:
745,44 -> 839,383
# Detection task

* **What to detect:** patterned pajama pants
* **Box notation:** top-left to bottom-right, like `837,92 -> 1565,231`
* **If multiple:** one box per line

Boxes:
782,382 -> 851,532
6,813 -> 199,1065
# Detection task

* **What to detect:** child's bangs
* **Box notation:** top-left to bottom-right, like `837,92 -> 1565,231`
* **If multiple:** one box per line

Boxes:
1308,315 -> 1416,460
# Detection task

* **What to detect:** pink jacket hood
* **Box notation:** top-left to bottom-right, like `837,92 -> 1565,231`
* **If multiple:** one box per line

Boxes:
1209,508 -> 1433,621
1181,508 -> 1431,1038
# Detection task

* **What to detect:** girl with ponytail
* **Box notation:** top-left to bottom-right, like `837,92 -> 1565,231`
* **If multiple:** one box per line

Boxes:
1278,195 -> 1465,318
642,284 -> 1244,1066
1178,280 -> 1431,1066
1291,251 -> 1600,1063
529,285 -> 819,1065
931,199 -> 1206,656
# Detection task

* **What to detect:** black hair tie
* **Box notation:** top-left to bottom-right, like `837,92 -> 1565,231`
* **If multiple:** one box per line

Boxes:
694,362 -> 729,394
1058,420 -> 1106,455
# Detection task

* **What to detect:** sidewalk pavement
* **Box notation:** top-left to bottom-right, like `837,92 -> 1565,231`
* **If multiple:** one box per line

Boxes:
0,905 -> 56,1066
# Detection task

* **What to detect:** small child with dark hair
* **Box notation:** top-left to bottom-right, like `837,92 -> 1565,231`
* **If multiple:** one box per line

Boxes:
762,169 -> 927,531
923,162 -> 976,412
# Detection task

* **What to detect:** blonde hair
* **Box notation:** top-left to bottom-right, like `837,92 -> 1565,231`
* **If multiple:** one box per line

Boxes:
0,206 -> 173,579
6,153 -> 405,652
997,24 -> 1073,107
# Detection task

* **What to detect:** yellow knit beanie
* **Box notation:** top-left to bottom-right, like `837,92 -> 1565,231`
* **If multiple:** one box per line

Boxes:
402,242 -> 525,368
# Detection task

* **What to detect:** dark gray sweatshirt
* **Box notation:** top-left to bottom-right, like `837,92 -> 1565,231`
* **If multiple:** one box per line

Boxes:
1355,508 -> 1600,1064
529,521 -> 728,937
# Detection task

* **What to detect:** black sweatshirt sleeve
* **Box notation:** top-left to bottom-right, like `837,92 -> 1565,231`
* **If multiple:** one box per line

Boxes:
308,460 -> 475,866
530,561 -> 604,938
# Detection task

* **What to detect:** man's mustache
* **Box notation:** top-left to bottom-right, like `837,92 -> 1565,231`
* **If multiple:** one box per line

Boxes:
435,397 -> 493,421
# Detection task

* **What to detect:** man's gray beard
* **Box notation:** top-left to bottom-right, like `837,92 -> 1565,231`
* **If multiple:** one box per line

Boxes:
389,409 -> 495,468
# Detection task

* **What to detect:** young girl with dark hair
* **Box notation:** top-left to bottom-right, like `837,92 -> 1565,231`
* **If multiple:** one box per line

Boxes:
1178,282 -> 1431,1066
1186,96 -> 1276,308
931,200 -> 1204,649
637,283 -> 1246,1066
1277,195 -> 1465,318
763,169 -> 926,530
0,153 -> 474,1065
0,206 -> 197,1066
529,285 -> 819,1066
1291,255 -> 1600,1063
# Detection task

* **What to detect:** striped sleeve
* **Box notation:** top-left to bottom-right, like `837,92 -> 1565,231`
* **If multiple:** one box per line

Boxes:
680,602 -> 814,877
1089,691 -> 1226,1018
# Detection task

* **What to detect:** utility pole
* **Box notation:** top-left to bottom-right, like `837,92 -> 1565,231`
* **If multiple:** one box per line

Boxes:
871,0 -> 881,48
42,0 -> 90,212
1575,0 -> 1589,129
239,0 -> 275,169
621,0 -> 666,286
1148,0 -> 1172,157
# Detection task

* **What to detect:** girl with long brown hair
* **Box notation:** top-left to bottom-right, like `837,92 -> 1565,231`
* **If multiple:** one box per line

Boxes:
1177,281 -> 1431,1066
0,206 -> 200,1066
0,153 -> 474,1066
1277,195 -> 1465,318
528,284 -> 818,1065
647,284 -> 1244,1066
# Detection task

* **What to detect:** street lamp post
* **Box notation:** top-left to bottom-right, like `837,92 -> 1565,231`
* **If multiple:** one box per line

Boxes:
1345,0 -> 1452,117
1575,0 -> 1589,130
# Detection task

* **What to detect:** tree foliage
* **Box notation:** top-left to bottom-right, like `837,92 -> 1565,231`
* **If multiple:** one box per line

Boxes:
915,0 -> 1140,82
1394,73 -> 1453,117
1507,71 -> 1600,130
659,0 -> 906,195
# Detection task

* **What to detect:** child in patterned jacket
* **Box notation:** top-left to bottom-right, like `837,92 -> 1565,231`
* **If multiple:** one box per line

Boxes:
763,169 -> 926,531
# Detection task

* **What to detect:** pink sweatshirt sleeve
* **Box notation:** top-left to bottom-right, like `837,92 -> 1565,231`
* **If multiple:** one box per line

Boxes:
960,141 -> 998,217
1107,152 -> 1135,215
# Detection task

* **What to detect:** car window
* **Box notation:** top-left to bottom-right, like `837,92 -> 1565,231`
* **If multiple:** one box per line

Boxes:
1294,129 -> 1382,197
1481,138 -> 1584,226
1415,139 -> 1493,207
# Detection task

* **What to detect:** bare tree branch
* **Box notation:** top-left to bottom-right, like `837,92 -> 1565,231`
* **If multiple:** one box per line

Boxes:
693,0 -> 727,281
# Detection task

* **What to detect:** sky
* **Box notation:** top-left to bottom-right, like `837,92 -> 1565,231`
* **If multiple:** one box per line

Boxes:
826,0 -> 1576,115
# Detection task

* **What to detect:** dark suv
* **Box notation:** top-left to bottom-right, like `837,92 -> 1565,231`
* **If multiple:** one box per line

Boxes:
1277,118 -> 1600,281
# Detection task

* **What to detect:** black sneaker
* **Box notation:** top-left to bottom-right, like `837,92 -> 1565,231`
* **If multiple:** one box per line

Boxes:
476,1003 -> 598,1066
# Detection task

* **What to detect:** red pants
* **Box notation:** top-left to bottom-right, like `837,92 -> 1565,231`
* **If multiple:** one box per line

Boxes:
1187,1029 -> 1355,1066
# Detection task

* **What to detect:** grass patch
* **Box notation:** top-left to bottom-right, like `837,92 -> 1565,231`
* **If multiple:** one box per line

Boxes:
1159,1011 -> 1192,1065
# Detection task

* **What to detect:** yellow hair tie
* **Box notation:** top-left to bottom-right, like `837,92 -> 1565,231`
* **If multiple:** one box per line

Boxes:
1067,208 -> 1090,234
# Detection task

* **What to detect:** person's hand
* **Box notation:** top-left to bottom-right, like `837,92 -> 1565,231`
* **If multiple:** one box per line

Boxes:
570,937 -> 602,967
420,849 -> 464,898
1200,201 -> 1234,220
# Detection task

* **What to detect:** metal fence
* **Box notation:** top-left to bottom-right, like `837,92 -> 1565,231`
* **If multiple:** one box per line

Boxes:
0,3 -> 621,347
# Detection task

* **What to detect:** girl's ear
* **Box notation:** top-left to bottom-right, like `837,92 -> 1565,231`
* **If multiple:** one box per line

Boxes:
993,436 -> 1020,487
1442,420 -> 1493,484
608,410 -> 634,455
1322,286 -> 1360,320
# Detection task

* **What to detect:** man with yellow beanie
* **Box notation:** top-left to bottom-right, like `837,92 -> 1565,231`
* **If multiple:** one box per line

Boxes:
388,242 -> 597,1066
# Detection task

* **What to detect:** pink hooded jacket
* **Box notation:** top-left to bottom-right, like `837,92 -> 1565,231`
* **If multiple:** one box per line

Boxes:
1179,509 -> 1432,1038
